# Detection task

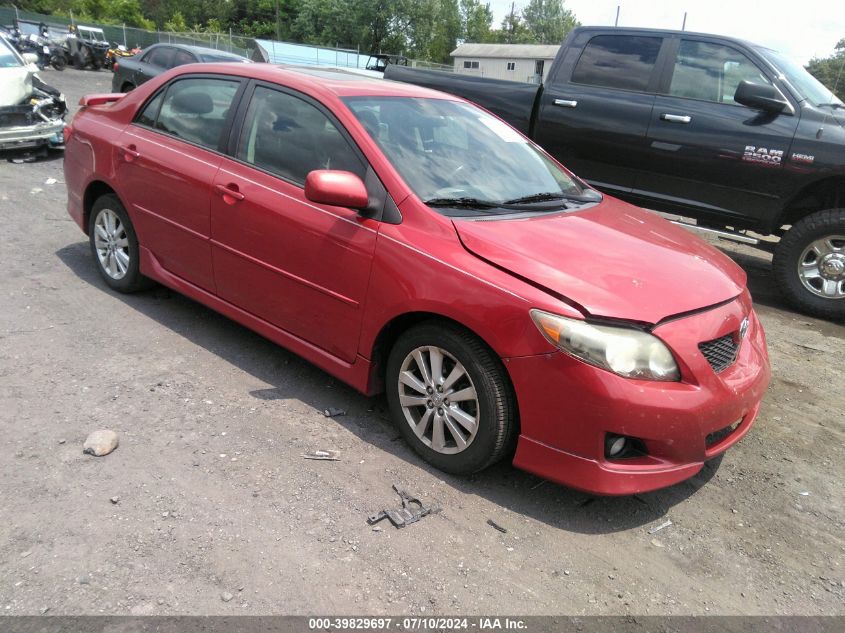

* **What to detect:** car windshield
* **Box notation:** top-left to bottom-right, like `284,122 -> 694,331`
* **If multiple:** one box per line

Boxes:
343,96 -> 588,215
0,37 -> 23,67
758,47 -> 844,108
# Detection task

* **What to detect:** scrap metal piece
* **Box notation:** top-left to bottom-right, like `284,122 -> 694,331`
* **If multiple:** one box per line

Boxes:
367,483 -> 438,528
302,449 -> 340,461
487,519 -> 508,533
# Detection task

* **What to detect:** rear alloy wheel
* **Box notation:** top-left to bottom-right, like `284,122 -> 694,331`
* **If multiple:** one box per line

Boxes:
773,209 -> 845,320
88,194 -> 150,293
386,322 -> 517,474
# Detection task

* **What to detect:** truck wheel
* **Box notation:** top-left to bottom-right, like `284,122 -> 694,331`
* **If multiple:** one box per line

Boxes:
773,209 -> 845,319
385,322 -> 517,475
88,194 -> 152,293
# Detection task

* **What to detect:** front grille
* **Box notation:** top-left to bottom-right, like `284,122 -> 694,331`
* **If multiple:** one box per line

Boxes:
698,333 -> 738,373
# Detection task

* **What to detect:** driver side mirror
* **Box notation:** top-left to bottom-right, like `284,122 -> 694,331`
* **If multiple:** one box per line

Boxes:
22,52 -> 39,66
305,170 -> 369,209
734,80 -> 789,113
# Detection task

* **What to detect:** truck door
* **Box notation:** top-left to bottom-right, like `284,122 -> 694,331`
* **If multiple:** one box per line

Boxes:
637,37 -> 801,226
533,33 -> 666,193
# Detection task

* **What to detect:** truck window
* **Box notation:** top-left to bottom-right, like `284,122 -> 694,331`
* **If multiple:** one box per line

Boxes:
571,35 -> 662,92
669,40 -> 771,104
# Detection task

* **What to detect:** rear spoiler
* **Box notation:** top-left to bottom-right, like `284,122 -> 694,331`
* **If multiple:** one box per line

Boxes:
78,93 -> 126,107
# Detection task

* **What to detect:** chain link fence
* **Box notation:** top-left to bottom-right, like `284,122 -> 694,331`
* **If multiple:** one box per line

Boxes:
1,4 -> 450,71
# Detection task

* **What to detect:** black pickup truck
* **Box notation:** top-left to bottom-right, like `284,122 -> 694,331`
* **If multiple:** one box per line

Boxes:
385,27 -> 845,319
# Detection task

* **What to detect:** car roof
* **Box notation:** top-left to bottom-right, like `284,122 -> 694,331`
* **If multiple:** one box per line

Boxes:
149,42 -> 246,59
170,63 -> 461,100
572,25 -> 758,50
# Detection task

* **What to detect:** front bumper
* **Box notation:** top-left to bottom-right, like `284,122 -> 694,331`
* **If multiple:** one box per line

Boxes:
0,119 -> 64,151
508,294 -> 770,495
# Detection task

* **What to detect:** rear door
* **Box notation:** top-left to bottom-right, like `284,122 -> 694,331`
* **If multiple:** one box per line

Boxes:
533,32 -> 667,192
638,37 -> 801,225
210,83 -> 379,363
116,75 -> 243,291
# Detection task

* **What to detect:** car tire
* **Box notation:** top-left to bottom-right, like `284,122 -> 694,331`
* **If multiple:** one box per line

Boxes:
385,322 -> 517,475
773,209 -> 845,320
88,194 -> 151,293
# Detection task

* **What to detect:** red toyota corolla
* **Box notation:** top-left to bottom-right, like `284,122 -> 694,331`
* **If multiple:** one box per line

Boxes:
64,63 -> 770,495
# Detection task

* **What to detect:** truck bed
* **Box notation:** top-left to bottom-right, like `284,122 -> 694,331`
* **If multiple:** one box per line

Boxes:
384,65 -> 541,135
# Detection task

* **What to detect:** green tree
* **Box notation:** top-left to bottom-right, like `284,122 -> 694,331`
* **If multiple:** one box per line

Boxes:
806,39 -> 845,102
521,0 -> 577,44
460,0 -> 493,43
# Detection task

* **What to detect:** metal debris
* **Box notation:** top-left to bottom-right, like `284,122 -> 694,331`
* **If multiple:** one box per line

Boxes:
323,407 -> 347,417
302,449 -> 340,461
648,519 -> 673,534
487,519 -> 508,533
367,483 -> 438,529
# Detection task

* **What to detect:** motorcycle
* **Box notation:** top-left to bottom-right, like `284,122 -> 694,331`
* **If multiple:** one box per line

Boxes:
104,43 -> 136,71
8,29 -> 65,71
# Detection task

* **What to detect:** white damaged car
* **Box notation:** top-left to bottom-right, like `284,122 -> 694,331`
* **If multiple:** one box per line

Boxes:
0,34 -> 66,153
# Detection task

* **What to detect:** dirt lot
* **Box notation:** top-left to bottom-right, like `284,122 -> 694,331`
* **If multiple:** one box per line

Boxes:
0,68 -> 843,617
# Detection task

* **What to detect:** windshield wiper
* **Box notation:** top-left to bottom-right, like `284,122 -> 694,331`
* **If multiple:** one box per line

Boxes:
424,197 -> 499,209
503,190 -> 603,205
818,102 -> 843,109
503,192 -> 568,204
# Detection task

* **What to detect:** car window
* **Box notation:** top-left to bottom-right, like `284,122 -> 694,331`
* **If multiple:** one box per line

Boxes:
571,35 -> 662,92
669,40 -> 772,104
151,78 -> 240,150
0,37 -> 22,67
172,49 -> 196,67
145,46 -> 174,69
237,85 -> 365,184
136,91 -> 165,127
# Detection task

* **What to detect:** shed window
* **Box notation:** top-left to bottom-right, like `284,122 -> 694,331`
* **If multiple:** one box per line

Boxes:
507,62 -> 515,71
463,60 -> 479,69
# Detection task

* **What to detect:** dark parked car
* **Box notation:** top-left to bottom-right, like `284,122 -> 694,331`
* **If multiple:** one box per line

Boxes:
111,43 -> 250,92
387,27 -> 845,320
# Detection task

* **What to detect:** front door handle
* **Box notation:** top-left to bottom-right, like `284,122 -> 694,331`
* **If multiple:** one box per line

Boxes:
120,144 -> 140,162
661,113 -> 692,124
214,183 -> 245,204
554,99 -> 578,108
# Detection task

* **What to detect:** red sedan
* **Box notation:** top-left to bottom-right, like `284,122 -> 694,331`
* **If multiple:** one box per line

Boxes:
64,63 -> 770,495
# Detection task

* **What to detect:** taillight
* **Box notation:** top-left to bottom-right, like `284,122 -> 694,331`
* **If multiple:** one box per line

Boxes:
113,62 -> 119,73
63,124 -> 73,144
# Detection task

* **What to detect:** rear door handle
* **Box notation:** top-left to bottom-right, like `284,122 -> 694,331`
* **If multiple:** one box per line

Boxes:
554,99 -> 578,108
120,145 -> 140,162
214,183 -> 245,203
661,113 -> 692,124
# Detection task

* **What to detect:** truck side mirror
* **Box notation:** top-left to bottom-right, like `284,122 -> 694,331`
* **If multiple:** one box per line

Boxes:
734,80 -> 789,113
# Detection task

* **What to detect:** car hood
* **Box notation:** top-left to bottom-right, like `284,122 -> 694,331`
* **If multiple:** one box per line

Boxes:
0,67 -> 33,107
453,198 -> 746,324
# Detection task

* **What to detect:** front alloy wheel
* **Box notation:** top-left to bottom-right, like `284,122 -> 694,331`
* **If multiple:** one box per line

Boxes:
386,322 -> 517,474
397,346 -> 480,455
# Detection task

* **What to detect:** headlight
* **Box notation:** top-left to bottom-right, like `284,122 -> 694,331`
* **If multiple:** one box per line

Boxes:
530,309 -> 680,381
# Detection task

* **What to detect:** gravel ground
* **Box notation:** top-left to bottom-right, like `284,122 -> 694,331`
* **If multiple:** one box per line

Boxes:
0,68 -> 843,616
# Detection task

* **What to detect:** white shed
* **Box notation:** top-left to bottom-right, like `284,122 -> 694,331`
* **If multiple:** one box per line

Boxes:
450,43 -> 560,83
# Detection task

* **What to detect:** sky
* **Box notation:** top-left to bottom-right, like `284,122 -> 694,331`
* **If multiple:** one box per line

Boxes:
487,0 -> 844,63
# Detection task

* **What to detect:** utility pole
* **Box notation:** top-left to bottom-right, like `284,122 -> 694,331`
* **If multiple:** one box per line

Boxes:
615,5 -> 620,27
275,0 -> 281,41
508,2 -> 516,44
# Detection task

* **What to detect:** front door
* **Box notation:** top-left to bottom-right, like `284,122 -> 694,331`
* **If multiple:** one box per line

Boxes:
116,75 -> 242,291
210,84 -> 379,363
637,38 -> 801,225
